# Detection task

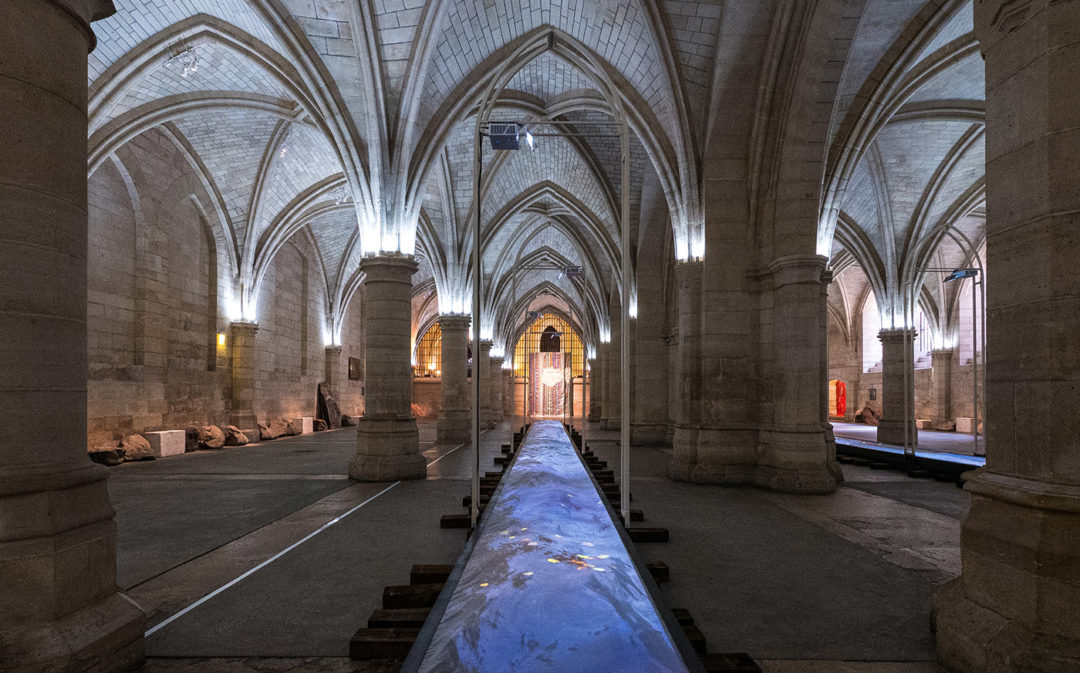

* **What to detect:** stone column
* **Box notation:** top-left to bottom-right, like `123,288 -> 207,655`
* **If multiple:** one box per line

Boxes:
602,305 -> 622,430
669,260 -> 703,480
755,256 -> 838,493
502,368 -> 514,418
934,3 -> 1080,669
230,321 -> 259,433
586,358 -> 601,421
930,348 -> 953,429
436,315 -> 470,444
876,328 -> 918,447
350,256 -> 425,480
324,345 -> 343,393
477,340 -> 493,428
0,1 -> 145,670
489,356 -> 504,423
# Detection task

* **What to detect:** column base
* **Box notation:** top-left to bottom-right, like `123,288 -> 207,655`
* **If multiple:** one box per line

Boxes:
668,426 -> 839,493
588,410 -> 601,422
350,417 -> 425,481
877,419 -> 918,446
437,410 -> 470,445
933,473 -> 1080,672
753,428 -> 840,494
678,427 -> 757,485
668,425 -> 699,481
0,593 -> 145,673
231,412 -> 257,433
601,417 -> 621,431
631,423 -> 669,446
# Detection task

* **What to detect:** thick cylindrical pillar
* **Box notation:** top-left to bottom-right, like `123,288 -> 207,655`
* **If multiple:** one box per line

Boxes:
934,3 -> 1080,669
669,260 -> 703,480
755,255 -> 838,493
230,321 -> 259,433
0,1 -> 145,670
930,348 -> 953,429
477,340 -> 493,428
489,356 -> 504,423
437,315 -> 470,444
876,328 -> 918,447
324,345 -> 343,393
350,256 -> 425,480
587,358 -> 602,421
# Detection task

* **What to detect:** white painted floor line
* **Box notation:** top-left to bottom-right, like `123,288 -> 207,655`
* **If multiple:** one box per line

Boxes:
144,480 -> 400,637
144,429 -> 494,638
427,430 -> 486,467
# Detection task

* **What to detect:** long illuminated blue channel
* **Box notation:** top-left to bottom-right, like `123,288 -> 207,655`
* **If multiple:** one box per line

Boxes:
413,421 -> 691,673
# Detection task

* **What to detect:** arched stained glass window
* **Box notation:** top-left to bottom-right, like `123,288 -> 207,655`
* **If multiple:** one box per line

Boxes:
413,322 -> 442,377
512,312 -> 584,377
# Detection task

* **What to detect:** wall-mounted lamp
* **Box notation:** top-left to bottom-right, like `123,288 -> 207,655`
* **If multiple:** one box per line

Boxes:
217,333 -> 227,347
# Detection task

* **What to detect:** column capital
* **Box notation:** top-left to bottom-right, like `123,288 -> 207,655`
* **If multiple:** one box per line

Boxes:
230,320 -> 259,336
40,1 -> 116,51
325,345 -> 343,355
768,254 -> 829,288
359,254 -> 418,283
438,313 -> 471,331
479,339 -> 493,348
877,327 -> 917,344
930,348 -> 954,359
674,258 -> 703,284
490,355 -> 504,365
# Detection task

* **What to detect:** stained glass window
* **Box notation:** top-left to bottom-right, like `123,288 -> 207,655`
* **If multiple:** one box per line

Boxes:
413,322 -> 442,377
512,313 -> 584,377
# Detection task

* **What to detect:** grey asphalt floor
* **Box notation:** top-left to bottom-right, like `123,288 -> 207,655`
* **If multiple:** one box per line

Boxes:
112,418 -> 957,670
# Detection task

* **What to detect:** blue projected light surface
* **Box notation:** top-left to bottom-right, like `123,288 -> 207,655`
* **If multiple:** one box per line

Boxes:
416,421 -> 690,673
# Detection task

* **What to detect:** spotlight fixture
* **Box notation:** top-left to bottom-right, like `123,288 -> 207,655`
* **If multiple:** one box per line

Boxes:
487,122 -> 535,151
488,122 -> 520,150
944,268 -> 979,283
332,184 -> 351,205
165,46 -> 200,78
279,126 -> 291,159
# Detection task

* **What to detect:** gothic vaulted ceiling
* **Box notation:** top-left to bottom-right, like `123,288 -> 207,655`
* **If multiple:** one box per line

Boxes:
88,0 -> 985,354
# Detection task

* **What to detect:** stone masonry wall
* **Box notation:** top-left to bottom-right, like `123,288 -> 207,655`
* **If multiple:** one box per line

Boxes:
252,237 -> 326,423
87,130 -> 229,447
86,127 -> 365,446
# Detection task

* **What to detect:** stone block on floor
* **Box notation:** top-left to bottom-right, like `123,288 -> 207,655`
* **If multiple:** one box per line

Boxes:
292,417 -> 314,434
145,430 -> 186,458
